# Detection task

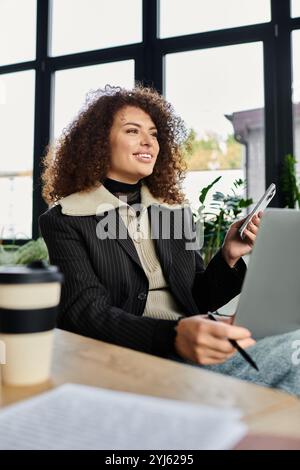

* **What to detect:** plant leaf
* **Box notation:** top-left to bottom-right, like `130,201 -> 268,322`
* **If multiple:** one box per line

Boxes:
199,176 -> 222,204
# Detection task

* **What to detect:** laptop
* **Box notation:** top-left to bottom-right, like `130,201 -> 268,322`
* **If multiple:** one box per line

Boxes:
233,208 -> 300,339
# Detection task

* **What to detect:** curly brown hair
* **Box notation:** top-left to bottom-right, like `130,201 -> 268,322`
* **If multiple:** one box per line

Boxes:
42,84 -> 188,205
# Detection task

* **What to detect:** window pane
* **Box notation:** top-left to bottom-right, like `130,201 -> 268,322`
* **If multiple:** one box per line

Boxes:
292,30 -> 300,176
50,0 -> 142,56
0,0 -> 36,66
165,43 -> 265,210
0,71 -> 35,239
291,0 -> 300,17
160,0 -> 271,38
52,60 -> 135,139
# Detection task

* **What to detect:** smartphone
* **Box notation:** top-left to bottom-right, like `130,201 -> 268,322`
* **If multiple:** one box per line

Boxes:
239,183 -> 276,240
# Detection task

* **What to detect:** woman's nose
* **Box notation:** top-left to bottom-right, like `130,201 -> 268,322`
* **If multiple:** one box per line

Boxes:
140,132 -> 152,146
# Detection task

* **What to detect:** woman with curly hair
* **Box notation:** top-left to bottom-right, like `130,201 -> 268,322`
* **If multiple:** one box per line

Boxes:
40,85 -> 300,396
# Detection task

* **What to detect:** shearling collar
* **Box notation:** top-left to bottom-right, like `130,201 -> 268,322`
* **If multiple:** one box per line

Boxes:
59,183 -> 187,216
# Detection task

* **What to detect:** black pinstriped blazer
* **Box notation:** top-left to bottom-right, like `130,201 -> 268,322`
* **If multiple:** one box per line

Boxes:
39,185 -> 246,358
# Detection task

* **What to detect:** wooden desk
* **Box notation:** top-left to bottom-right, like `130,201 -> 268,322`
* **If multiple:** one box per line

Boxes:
1,329 -> 300,441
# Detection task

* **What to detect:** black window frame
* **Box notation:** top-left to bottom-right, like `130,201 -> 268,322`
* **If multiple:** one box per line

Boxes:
0,0 -> 299,241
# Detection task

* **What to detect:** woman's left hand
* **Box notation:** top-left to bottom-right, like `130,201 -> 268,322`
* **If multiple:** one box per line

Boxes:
221,212 -> 262,267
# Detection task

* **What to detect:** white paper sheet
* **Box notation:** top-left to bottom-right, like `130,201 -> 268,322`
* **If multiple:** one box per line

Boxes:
0,383 -> 247,450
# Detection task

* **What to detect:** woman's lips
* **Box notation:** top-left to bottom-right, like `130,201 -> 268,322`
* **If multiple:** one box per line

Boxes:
133,153 -> 153,163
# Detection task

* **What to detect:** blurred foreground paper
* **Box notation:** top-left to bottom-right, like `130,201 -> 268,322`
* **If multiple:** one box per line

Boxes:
0,383 -> 246,450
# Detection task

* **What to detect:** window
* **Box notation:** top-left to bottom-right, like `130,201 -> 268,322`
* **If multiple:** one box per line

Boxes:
0,0 -> 37,66
292,30 -> 300,175
0,70 -> 35,239
159,0 -> 271,38
165,43 -> 265,209
50,0 -> 142,56
0,0 -> 296,240
291,0 -> 300,18
52,60 -> 135,139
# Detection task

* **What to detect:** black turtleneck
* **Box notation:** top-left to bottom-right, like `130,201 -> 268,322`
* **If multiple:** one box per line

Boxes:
103,178 -> 141,206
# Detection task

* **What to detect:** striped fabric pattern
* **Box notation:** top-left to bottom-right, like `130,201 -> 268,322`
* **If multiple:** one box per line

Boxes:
39,203 -> 246,358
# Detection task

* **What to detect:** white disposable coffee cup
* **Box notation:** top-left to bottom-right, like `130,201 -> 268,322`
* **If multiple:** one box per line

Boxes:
0,261 -> 63,386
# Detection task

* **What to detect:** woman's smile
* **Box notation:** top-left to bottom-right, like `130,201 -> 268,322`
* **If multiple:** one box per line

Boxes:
132,152 -> 153,163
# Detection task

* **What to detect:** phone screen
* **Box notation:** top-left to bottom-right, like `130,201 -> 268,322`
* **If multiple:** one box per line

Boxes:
239,183 -> 276,239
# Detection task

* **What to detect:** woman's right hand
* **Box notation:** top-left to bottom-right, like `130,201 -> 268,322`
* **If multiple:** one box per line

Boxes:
174,315 -> 256,365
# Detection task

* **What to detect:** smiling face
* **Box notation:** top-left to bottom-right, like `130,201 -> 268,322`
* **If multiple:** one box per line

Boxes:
107,105 -> 160,184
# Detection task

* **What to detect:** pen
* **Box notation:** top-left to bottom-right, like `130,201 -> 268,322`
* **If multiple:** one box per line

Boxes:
207,312 -> 259,371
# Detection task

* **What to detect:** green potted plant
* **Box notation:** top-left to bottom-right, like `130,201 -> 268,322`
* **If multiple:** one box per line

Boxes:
281,154 -> 300,209
0,237 -> 49,266
194,177 -> 253,265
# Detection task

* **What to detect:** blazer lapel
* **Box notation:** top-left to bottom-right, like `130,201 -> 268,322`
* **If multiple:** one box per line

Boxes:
95,205 -> 174,278
149,205 -> 200,314
95,210 -> 144,272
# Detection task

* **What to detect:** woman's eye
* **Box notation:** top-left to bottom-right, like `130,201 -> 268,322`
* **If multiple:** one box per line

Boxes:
126,129 -> 158,138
